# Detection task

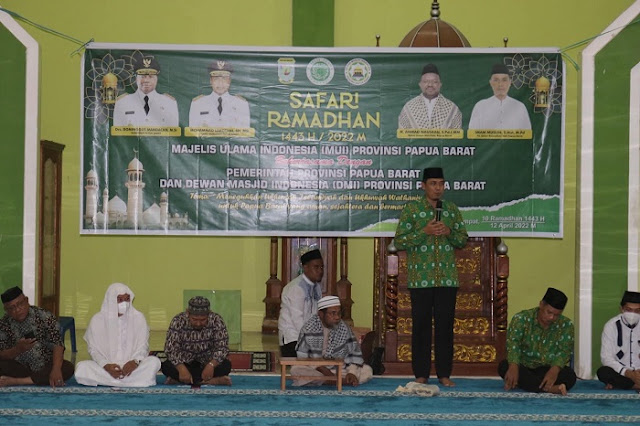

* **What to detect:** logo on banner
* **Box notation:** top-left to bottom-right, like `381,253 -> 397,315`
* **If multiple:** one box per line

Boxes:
278,58 -> 296,84
306,58 -> 334,85
344,58 -> 371,86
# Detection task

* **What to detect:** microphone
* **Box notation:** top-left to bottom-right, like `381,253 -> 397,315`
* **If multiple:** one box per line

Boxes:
435,200 -> 443,221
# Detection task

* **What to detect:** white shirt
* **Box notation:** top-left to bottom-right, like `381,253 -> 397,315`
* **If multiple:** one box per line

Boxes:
468,95 -> 531,130
188,91 -> 250,128
600,314 -> 640,376
422,96 -> 437,121
113,90 -> 179,127
278,274 -> 321,345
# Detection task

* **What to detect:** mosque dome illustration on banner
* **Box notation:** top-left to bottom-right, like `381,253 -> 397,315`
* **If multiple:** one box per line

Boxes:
399,1 -> 471,47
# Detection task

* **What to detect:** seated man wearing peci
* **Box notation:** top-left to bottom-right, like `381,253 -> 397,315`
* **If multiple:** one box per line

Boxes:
597,290 -> 640,390
75,283 -> 161,387
293,295 -> 373,387
0,286 -> 74,387
499,287 -> 576,395
161,296 -> 232,386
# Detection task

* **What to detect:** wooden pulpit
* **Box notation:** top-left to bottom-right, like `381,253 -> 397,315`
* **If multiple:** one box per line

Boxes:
375,237 -> 509,376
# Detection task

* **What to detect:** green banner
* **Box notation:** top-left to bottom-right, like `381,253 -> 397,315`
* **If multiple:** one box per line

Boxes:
81,45 -> 564,237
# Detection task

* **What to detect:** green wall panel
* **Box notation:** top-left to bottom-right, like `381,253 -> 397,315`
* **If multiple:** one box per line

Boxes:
292,0 -> 334,46
0,24 -> 26,311
591,16 -> 640,368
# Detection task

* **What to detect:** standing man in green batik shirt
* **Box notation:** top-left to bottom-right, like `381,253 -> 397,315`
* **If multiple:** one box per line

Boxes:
394,167 -> 468,387
499,287 -> 576,395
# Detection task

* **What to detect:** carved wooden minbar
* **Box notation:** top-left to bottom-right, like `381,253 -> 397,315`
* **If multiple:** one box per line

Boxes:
375,237 -> 509,376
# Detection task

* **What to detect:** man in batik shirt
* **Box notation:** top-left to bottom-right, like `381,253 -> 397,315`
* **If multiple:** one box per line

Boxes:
499,287 -> 576,395
398,63 -> 462,129
161,296 -> 232,386
0,286 -> 74,387
394,167 -> 468,387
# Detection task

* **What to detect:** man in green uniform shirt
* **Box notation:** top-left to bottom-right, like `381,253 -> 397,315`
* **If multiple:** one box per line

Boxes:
499,287 -> 576,395
394,167 -> 468,386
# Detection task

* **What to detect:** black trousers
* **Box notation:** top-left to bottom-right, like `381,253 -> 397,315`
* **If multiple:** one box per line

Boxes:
0,359 -> 75,386
161,358 -> 232,385
280,341 -> 297,358
597,366 -> 635,389
498,359 -> 577,392
410,286 -> 458,379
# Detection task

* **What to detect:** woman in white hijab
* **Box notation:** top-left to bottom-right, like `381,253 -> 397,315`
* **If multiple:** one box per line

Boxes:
75,283 -> 160,387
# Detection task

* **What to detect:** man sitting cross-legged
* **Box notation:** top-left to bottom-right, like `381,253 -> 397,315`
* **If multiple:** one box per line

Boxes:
0,286 -> 74,388
292,295 -> 373,387
161,296 -> 232,386
498,287 -> 576,395
75,283 -> 161,387
597,290 -> 640,390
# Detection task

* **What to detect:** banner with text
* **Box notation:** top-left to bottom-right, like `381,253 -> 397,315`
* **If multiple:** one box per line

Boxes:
81,45 -> 564,237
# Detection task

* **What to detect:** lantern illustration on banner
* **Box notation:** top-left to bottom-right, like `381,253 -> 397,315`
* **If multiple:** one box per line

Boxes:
534,75 -> 551,108
101,73 -> 119,104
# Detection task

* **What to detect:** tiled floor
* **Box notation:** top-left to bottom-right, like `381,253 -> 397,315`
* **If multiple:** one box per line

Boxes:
63,330 -> 280,364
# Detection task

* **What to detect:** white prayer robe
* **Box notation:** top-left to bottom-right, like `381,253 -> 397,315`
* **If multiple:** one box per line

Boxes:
75,283 -> 160,387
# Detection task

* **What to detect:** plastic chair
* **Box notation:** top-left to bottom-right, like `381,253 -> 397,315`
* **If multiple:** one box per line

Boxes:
58,316 -> 77,353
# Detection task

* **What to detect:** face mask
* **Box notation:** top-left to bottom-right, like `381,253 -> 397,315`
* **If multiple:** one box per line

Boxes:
622,311 -> 640,326
117,301 -> 130,315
